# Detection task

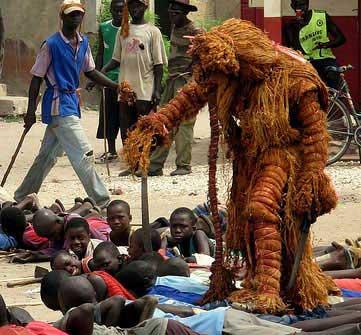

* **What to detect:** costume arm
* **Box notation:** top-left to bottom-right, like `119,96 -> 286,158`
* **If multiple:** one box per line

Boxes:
295,90 -> 337,217
123,81 -> 208,172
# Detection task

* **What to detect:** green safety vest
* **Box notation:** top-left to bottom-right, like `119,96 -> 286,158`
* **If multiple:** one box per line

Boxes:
100,20 -> 120,81
299,10 -> 335,61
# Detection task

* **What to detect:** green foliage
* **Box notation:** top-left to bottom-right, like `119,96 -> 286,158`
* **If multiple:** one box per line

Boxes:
196,18 -> 223,32
98,0 -> 112,23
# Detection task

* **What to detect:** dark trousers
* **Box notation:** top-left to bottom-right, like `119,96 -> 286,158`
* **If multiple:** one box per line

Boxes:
311,58 -> 342,90
119,100 -> 153,145
96,88 -> 120,141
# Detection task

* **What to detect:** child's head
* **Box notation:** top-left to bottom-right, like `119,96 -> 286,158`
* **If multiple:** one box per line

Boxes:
93,241 -> 123,276
116,260 -> 156,297
0,207 -> 26,242
138,252 -> 164,273
33,208 -> 64,241
127,0 -> 148,22
111,0 -> 125,25
40,270 -> 71,311
107,200 -> 132,233
65,217 -> 91,259
50,250 -> 82,276
58,276 -> 97,314
128,228 -> 162,261
170,207 -> 197,244
158,257 -> 190,277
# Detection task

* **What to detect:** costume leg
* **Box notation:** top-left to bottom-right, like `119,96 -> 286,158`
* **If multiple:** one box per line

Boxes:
229,151 -> 289,313
14,125 -> 63,202
52,116 -> 110,207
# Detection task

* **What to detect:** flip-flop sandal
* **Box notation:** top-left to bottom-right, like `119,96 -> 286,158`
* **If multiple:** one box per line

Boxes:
95,153 -> 118,164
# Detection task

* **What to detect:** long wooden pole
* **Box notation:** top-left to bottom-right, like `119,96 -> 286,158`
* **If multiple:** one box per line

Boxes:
1,128 -> 28,187
102,88 -> 111,177
141,175 -> 152,253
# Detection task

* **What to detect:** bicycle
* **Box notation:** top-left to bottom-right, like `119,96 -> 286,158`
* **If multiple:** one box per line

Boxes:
326,65 -> 361,165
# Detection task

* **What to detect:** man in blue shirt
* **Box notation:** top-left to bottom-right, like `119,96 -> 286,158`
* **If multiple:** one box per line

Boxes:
15,0 -> 120,207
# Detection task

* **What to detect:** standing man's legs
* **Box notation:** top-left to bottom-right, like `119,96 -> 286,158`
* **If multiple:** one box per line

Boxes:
172,117 -> 196,175
14,125 -> 63,202
311,58 -> 342,90
51,116 -> 110,207
148,78 -> 182,176
119,102 -> 137,145
148,130 -> 175,175
96,88 -> 120,160
119,100 -> 152,176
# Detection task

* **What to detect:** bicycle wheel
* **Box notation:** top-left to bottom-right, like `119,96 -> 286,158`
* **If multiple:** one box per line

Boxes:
326,97 -> 353,166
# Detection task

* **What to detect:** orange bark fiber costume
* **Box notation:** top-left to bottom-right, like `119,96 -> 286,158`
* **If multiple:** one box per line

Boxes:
123,19 -> 338,313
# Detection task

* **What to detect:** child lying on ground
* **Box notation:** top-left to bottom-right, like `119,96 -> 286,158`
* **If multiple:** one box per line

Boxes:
65,217 -> 103,260
52,241 -> 128,275
107,200 -> 134,246
193,202 -> 228,239
129,228 -> 164,260
168,208 -> 214,263
0,207 -> 48,251
51,250 -> 83,276
12,207 -> 111,263
0,290 -> 194,335
116,260 -> 206,305
52,270 -> 300,335
93,241 -> 127,276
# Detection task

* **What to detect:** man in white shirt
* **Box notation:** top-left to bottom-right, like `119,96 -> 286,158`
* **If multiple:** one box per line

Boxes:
102,0 -> 168,176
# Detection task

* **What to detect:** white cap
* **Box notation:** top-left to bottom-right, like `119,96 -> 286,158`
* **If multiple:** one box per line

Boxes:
61,0 -> 85,15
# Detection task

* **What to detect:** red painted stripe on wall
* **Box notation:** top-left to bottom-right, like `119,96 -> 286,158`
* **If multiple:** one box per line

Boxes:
264,17 -> 283,44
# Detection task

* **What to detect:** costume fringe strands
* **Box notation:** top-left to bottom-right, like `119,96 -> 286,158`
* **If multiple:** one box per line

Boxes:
123,18 -> 339,313
119,81 -> 137,106
201,103 -> 235,304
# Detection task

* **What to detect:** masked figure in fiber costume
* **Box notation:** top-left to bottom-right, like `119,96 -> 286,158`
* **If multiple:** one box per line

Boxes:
123,19 -> 338,313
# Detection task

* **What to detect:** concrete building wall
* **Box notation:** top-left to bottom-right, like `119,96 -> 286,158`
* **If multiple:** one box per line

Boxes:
215,0 -> 240,19
0,0 -> 100,95
189,0 -> 216,23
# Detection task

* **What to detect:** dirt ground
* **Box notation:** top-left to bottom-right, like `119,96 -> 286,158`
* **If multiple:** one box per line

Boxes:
1,110 -> 361,322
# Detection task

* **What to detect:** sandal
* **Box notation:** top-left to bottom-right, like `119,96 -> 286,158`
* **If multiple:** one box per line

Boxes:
95,152 -> 118,164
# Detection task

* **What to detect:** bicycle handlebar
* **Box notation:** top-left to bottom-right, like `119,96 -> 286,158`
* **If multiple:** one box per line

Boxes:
325,65 -> 354,73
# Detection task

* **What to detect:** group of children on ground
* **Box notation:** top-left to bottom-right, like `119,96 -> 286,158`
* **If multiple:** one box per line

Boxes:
0,193 -> 216,265
3,193 -> 361,334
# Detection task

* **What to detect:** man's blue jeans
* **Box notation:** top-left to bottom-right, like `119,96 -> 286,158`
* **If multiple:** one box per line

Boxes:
15,116 -> 110,206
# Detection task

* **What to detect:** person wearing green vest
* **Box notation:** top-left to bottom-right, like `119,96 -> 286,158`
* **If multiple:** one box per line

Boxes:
87,0 -> 124,163
284,0 -> 346,89
145,0 -> 203,177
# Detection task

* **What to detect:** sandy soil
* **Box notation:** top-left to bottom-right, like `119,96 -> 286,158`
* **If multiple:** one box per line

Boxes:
1,110 -> 361,322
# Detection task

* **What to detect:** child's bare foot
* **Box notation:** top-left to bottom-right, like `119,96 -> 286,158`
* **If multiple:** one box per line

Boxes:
16,193 -> 41,211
